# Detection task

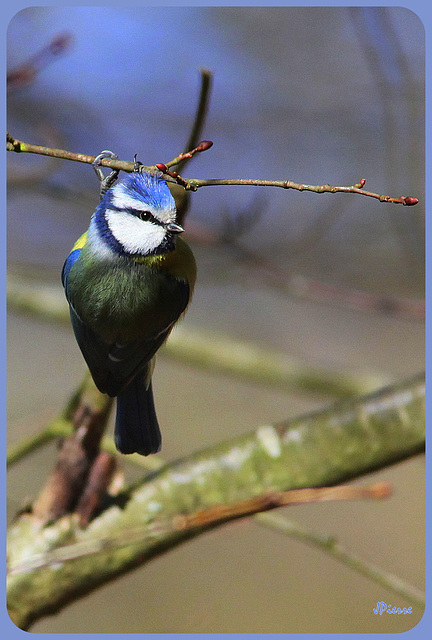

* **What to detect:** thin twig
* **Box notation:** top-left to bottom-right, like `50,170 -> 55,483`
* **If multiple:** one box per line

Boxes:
181,176 -> 418,206
6,418 -> 71,467
6,133 -> 418,206
161,140 -> 213,171
7,33 -> 73,92
174,69 -> 213,172
172,482 -> 392,531
6,132 -> 137,172
256,511 -> 425,607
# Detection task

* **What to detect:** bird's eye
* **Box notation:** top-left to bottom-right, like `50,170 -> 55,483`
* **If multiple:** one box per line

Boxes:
138,211 -> 152,222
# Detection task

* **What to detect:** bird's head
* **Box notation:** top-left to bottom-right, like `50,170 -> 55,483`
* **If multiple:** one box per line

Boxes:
94,169 -> 184,256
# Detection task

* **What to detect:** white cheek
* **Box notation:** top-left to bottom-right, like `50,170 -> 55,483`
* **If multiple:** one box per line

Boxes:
105,210 -> 166,254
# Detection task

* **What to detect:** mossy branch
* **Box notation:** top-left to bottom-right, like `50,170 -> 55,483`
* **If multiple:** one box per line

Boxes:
7,372 -> 424,629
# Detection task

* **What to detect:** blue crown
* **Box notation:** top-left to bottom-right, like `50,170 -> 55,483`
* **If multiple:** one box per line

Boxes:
107,170 -> 175,211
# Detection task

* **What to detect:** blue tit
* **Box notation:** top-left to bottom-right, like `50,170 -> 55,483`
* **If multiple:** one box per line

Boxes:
62,156 -> 196,456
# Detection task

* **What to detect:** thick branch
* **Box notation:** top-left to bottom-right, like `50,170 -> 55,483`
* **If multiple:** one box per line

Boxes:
31,374 -> 114,525
7,372 -> 424,629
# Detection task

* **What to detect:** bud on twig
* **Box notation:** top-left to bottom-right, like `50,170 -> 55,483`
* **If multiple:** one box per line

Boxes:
403,196 -> 419,206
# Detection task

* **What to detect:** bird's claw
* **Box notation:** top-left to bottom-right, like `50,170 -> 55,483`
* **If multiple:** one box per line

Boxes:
133,153 -> 143,173
93,150 -> 120,198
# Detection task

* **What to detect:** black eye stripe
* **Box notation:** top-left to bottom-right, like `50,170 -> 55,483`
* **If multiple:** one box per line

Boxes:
128,207 -> 161,225
109,204 -> 164,227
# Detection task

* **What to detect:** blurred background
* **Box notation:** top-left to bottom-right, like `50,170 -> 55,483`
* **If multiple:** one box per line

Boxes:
7,6 -> 424,634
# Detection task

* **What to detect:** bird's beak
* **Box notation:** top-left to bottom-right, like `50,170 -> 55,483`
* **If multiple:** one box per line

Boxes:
166,222 -> 184,234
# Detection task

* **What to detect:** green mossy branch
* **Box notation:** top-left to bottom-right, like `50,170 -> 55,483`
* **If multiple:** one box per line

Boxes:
7,372 -> 424,629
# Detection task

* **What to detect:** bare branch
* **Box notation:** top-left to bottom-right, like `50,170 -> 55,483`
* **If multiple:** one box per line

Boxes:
172,482 -> 392,531
7,33 -> 73,92
180,175 -> 419,206
31,375 -> 114,525
6,131 -> 418,206
175,69 -> 213,172
256,511 -> 425,607
162,139 -> 214,170
6,132 -> 137,173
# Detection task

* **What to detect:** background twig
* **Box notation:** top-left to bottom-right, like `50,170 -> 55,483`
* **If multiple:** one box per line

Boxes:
255,512 -> 424,607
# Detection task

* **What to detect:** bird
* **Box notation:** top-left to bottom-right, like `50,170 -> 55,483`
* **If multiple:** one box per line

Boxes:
62,152 -> 197,455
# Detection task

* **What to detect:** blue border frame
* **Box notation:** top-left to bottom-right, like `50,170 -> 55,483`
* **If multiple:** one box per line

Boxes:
2,2 -> 428,638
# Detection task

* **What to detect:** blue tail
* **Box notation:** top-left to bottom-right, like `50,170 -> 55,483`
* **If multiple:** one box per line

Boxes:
114,376 -> 161,455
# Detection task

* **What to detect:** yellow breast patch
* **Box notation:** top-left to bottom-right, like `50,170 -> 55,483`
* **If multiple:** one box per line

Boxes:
72,231 -> 88,252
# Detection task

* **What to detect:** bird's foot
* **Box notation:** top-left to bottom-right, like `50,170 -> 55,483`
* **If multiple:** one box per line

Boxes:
93,150 -> 120,198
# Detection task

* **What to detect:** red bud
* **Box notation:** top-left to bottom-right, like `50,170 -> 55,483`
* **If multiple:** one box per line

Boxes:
156,163 -> 167,173
403,196 -> 419,206
197,140 -> 213,152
